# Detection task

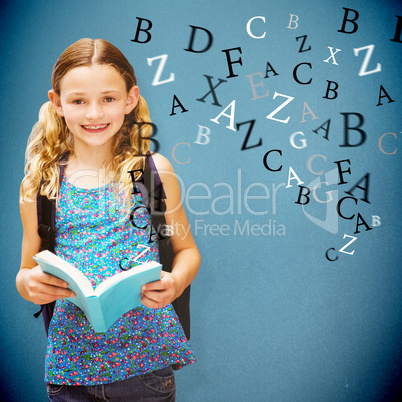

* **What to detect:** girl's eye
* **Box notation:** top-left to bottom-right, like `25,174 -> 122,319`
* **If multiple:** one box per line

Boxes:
104,97 -> 115,103
72,99 -> 84,105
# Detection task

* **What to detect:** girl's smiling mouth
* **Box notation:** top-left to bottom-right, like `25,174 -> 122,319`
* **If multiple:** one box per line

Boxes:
81,123 -> 110,132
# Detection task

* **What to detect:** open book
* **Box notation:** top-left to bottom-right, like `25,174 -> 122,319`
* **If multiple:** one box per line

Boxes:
33,250 -> 162,333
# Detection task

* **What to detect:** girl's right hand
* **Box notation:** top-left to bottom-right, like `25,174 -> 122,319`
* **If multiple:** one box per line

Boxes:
19,266 -> 75,305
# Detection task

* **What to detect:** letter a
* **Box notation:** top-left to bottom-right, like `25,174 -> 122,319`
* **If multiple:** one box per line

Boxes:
300,102 -> 318,122
170,95 -> 188,116
210,100 -> 236,131
286,167 -> 304,188
376,85 -> 395,106
345,173 -> 370,203
312,119 -> 331,140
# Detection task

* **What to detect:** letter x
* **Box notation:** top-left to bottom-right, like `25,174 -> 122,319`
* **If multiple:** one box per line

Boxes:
196,75 -> 227,106
323,47 -> 341,65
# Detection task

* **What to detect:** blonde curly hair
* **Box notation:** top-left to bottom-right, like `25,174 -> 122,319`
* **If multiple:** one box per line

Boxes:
21,38 -> 152,202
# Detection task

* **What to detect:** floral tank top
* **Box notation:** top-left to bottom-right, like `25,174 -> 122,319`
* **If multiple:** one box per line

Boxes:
45,174 -> 195,386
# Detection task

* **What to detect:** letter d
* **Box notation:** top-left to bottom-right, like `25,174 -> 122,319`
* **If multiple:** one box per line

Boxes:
184,25 -> 213,53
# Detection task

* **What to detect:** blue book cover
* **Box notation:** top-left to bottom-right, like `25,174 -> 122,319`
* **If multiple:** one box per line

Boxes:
33,250 -> 162,333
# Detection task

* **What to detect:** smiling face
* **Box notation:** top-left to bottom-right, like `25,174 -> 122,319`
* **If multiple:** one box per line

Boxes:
49,64 -> 139,153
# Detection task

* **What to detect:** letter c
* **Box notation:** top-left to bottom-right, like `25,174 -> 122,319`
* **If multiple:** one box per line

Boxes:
263,149 -> 283,172
293,62 -> 312,85
307,154 -> 327,175
336,196 -> 357,220
378,132 -> 397,155
246,16 -> 266,39
172,142 -> 191,164
119,257 -> 132,271
326,247 -> 339,261
130,206 -> 150,229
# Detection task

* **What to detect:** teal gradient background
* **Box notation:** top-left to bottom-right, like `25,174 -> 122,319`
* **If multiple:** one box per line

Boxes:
1,0 -> 401,401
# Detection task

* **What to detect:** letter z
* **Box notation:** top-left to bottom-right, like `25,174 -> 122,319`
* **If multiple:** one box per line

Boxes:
339,234 -> 357,255
266,92 -> 294,124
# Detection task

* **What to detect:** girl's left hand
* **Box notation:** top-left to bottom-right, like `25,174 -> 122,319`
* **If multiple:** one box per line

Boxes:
141,271 -> 182,309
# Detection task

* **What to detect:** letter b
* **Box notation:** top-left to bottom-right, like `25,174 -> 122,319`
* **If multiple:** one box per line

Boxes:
131,17 -> 153,44
194,125 -> 211,145
287,14 -> 299,29
135,122 -> 160,155
372,215 -> 381,227
295,186 -> 310,205
338,7 -> 359,34
323,81 -> 339,100
339,113 -> 366,147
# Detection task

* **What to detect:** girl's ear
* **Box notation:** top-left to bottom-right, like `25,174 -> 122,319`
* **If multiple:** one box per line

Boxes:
125,86 -> 140,115
48,90 -> 64,117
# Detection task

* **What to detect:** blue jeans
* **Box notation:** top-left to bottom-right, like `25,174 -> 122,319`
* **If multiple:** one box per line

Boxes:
47,366 -> 175,401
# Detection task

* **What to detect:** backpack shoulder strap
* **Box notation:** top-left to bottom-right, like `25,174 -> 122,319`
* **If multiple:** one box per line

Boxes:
34,156 -> 67,333
37,194 -> 55,252
33,192 -> 56,326
37,156 -> 67,248
144,154 -> 192,340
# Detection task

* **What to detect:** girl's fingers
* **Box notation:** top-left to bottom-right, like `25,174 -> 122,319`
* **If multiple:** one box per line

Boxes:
41,283 -> 75,299
27,268 -> 75,303
141,292 -> 167,309
141,272 -> 177,309
142,280 -> 163,292
31,267 -> 70,289
30,285 -> 75,304
43,273 -> 71,290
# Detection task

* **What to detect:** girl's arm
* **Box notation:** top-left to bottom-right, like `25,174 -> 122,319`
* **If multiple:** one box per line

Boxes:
141,153 -> 201,309
16,183 -> 75,304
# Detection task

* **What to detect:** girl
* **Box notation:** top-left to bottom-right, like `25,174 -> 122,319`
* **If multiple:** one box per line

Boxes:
16,38 -> 201,401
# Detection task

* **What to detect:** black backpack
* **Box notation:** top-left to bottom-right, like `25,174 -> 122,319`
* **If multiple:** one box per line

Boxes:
34,154 -> 191,339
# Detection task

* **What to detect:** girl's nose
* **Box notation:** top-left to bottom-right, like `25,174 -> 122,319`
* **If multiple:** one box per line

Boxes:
85,103 -> 104,120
